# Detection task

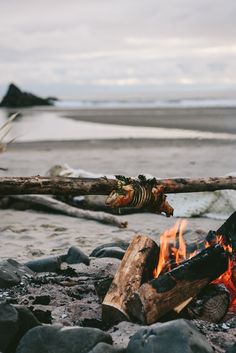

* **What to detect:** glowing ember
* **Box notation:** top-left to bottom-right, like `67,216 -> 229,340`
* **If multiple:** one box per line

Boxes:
154,221 -> 236,312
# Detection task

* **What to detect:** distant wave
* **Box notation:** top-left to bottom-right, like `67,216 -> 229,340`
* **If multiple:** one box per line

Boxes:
55,98 -> 236,109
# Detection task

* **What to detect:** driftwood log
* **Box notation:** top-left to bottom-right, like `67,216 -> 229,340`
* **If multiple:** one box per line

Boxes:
0,176 -> 236,196
102,234 -> 159,325
127,244 -> 228,324
10,195 -> 127,228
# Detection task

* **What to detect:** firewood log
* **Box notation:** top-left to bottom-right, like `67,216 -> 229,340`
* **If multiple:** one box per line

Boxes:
102,234 -> 159,325
128,244 -> 228,324
185,283 -> 230,323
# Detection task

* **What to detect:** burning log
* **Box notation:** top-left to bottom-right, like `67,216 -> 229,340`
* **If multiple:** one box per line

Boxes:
102,234 -> 159,325
206,212 -> 236,287
216,211 -> 236,248
185,283 -> 230,323
127,244 -> 228,324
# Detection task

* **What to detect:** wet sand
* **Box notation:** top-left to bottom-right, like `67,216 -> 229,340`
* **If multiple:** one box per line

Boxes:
63,107 -> 236,134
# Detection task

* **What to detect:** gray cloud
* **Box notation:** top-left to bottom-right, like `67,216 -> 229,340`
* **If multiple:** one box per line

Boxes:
0,0 -> 236,98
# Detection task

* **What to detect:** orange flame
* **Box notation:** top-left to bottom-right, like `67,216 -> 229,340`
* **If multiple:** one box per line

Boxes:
154,223 -> 236,312
211,235 -> 236,311
154,220 -> 187,278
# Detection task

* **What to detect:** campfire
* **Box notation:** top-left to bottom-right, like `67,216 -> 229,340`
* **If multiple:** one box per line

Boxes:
103,212 -> 236,326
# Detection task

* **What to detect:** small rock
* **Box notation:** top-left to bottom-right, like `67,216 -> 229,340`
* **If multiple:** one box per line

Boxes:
32,295 -> 51,305
89,342 -> 125,353
62,246 -> 90,266
29,305 -> 52,324
14,305 -> 41,331
16,325 -> 113,353
0,259 -> 34,289
127,319 -> 213,353
0,303 -> 19,353
94,278 -> 113,301
90,242 -> 129,257
92,247 -> 125,260
0,303 -> 40,353
25,256 -> 61,273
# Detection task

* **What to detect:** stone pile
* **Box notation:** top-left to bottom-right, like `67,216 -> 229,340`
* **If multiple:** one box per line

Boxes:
0,242 -> 235,353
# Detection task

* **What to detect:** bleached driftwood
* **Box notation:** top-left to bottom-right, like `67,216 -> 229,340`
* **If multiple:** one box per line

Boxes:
10,195 -> 127,228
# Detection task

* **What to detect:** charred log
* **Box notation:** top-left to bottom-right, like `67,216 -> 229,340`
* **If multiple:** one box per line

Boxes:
184,284 -> 230,323
128,244 -> 228,324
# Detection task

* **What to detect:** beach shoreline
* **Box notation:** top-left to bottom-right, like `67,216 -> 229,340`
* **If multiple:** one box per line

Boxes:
1,135 -> 236,262
0,105 -> 236,262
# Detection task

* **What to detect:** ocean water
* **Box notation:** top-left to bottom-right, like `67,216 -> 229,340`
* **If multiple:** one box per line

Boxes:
55,98 -> 236,109
0,99 -> 236,142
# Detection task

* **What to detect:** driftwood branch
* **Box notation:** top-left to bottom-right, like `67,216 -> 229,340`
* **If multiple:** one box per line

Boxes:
11,195 -> 127,228
0,176 -> 236,196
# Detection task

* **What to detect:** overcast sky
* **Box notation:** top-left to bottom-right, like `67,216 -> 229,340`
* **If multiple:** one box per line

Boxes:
0,0 -> 236,99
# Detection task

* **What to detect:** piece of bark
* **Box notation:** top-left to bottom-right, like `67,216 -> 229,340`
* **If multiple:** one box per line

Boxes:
128,244 -> 228,324
0,176 -> 236,195
10,195 -> 127,228
184,284 -> 230,323
102,235 -> 159,325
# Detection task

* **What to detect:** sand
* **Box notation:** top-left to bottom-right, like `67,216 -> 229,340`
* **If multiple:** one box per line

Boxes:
63,106 -> 236,134
1,136 -> 235,262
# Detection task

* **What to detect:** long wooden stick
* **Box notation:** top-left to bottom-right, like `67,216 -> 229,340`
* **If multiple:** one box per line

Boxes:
0,176 -> 235,196
10,195 -> 127,228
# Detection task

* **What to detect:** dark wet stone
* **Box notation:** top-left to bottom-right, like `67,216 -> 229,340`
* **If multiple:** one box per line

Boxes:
94,277 -> 113,301
25,246 -> 90,273
29,305 -> 52,324
25,256 -> 61,273
16,325 -> 113,353
14,305 -> 41,331
0,259 -> 34,288
92,247 -> 125,260
0,303 -> 40,353
0,83 -> 54,107
127,319 -> 213,353
0,303 -> 19,353
89,342 -> 125,353
90,242 -> 129,257
32,295 -> 51,305
61,246 -> 90,265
